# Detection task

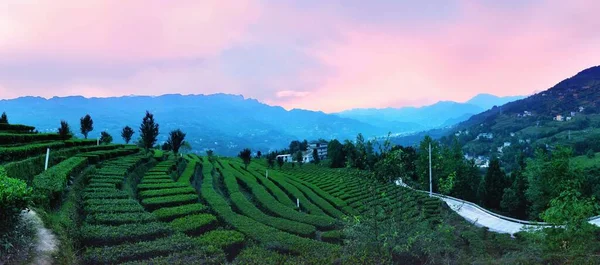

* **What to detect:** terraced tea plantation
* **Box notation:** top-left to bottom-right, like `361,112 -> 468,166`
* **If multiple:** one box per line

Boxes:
1,123 -> 447,264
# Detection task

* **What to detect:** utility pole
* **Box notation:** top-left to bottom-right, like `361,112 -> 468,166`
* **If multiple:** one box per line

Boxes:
429,143 -> 432,197
44,148 -> 50,171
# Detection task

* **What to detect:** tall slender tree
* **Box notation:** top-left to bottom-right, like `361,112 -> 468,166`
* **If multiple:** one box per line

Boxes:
167,129 -> 186,154
481,158 -> 509,210
0,112 -> 8,124
239,148 -> 252,169
139,111 -> 159,151
121,126 -> 135,144
80,114 -> 94,139
58,120 -> 72,139
277,156 -> 284,169
312,148 -> 320,164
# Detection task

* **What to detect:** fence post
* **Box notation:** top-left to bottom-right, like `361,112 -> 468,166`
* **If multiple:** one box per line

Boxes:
44,148 -> 50,170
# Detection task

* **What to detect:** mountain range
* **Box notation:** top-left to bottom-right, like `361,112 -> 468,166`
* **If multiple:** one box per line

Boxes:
0,93 -> 523,156
335,94 -> 525,132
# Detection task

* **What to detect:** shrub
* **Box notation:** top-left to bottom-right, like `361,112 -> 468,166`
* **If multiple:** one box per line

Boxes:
141,194 -> 198,211
177,160 -> 197,184
152,204 -> 208,222
321,230 -> 344,243
193,230 -> 245,250
170,214 -> 217,235
86,212 -> 156,225
83,191 -> 129,200
139,187 -> 196,199
120,249 -> 225,265
81,222 -> 173,246
84,198 -> 138,206
0,168 -> 32,234
32,157 -> 88,207
137,182 -> 188,191
0,133 -> 63,145
84,203 -> 146,214
0,124 -> 35,133
82,234 -> 197,264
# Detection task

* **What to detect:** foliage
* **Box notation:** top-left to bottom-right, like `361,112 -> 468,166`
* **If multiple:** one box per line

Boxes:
0,112 -> 7,124
525,147 -> 582,220
100,131 -> 113,144
58,120 -> 72,139
167,129 -> 186,154
276,156 -> 284,169
140,111 -> 160,151
80,114 -> 94,139
0,168 -> 32,234
170,214 -> 217,235
501,167 -> 529,219
438,171 -> 456,195
481,158 -> 509,209
152,204 -> 208,222
121,126 -> 135,144
81,222 -> 173,246
256,151 -> 262,158
327,139 -> 346,168
238,148 -> 252,169
32,157 -> 88,208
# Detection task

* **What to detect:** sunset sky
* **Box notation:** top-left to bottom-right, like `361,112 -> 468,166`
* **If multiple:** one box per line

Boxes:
0,0 -> 599,112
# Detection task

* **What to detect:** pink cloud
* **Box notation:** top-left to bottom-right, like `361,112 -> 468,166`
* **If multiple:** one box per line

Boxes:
0,0 -> 261,62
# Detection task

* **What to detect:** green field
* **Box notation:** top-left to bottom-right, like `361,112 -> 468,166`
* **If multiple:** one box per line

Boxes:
0,122 -> 455,264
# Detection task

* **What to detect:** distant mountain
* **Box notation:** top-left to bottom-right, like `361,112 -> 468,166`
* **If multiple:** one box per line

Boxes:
466,94 -> 525,110
0,94 -> 384,156
440,65 -> 600,171
336,93 -> 523,133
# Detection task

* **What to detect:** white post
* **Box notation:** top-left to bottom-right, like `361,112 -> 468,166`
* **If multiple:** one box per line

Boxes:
429,143 -> 432,197
266,170 -> 268,179
296,198 -> 300,208
97,138 -> 99,146
44,148 -> 50,171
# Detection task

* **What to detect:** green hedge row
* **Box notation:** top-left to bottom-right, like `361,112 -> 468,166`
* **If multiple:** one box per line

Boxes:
0,132 -> 64,145
86,212 -> 157,225
177,160 -> 196,184
285,178 -> 346,218
87,183 -> 116,189
193,230 -> 245,250
221,166 -> 316,236
82,234 -> 198,265
228,161 -> 295,208
32,156 -> 88,207
81,222 -> 173,246
198,161 -> 339,254
170,214 -> 217,235
0,141 -> 65,162
152,204 -> 208,222
137,182 -> 188,191
85,203 -> 146,214
140,178 -> 173,184
234,170 -> 335,229
321,230 -> 344,243
141,194 -> 198,211
0,124 -> 35,133
85,198 -> 139,206
83,191 -> 129,200
139,187 -> 196,199
251,167 -> 328,216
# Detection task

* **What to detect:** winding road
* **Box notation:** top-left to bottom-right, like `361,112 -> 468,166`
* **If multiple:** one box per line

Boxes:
396,180 -> 600,234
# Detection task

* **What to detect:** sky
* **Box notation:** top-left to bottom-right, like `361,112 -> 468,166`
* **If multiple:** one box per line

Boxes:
0,0 -> 599,113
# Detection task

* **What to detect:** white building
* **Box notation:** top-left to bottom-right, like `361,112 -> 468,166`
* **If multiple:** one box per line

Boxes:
477,133 -> 494,140
554,115 -> 564,122
276,154 -> 293,163
308,142 -> 328,160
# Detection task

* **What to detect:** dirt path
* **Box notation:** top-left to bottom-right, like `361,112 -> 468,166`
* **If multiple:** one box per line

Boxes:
22,210 -> 58,265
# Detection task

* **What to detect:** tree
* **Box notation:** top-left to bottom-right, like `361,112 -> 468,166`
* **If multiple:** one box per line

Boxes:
162,142 -> 172,151
526,147 -> 582,220
139,111 -> 159,151
312,148 -> 320,164
257,151 -> 262,159
207,150 -> 215,164
239,148 -> 252,169
57,120 -> 72,139
374,149 -> 406,183
80,114 -> 94,139
328,139 -> 346,168
0,112 -> 8,124
416,136 -> 442,191
294,151 -> 304,167
121,126 -> 135,144
167,129 -> 186,154
500,169 -> 528,219
99,131 -> 113,145
481,158 -> 509,210
277,156 -> 284,169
